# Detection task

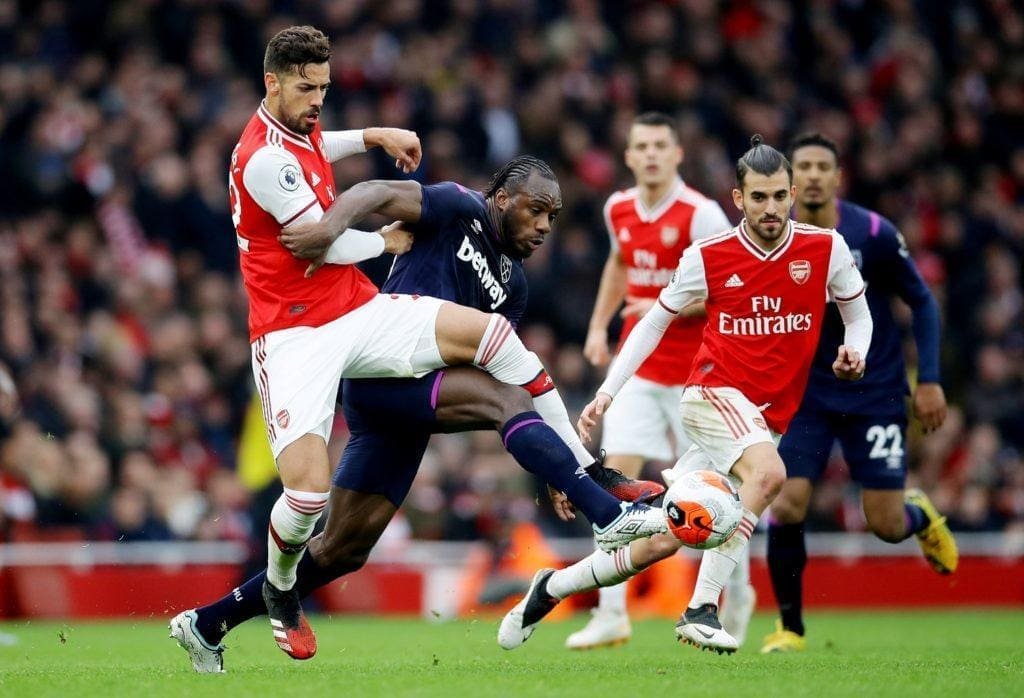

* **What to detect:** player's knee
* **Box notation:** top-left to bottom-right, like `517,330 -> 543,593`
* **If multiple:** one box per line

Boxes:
315,540 -> 372,576
498,383 -> 534,421
750,459 -> 787,505
867,511 -> 907,543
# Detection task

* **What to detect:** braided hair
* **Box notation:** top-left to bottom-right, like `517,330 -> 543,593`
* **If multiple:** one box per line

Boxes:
736,134 -> 792,189
484,155 -> 557,199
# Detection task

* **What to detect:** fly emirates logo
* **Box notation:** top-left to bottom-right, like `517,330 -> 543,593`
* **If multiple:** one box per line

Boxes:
718,295 -> 813,336
456,236 -> 507,310
627,249 -> 674,287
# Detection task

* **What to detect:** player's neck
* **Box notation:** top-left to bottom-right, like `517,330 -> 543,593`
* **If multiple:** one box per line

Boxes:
484,198 -> 506,249
795,200 -> 838,229
638,178 -> 676,209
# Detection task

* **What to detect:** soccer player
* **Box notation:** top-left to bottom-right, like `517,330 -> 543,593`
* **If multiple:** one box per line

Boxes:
169,26 -> 666,671
760,133 -> 958,654
498,135 -> 873,654
571,112 -> 734,650
171,157 -> 669,674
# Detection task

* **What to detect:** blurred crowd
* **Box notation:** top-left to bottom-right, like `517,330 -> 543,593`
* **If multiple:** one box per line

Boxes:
1,0 -> 1022,551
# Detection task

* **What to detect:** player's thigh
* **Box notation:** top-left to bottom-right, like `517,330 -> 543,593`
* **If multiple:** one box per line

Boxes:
678,386 -> 776,478
343,293 -> 449,379
778,408 -> 836,485
342,373 -> 441,431
432,366 -> 533,430
252,327 -> 349,461
433,302 -> 493,364
332,426 -> 431,509
861,489 -> 909,542
836,413 -> 909,492
602,376 -> 679,463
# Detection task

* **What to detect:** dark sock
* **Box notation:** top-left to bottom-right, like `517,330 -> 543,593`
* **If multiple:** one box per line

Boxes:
500,411 -> 622,527
903,502 -> 929,538
767,520 -> 807,636
195,551 -> 339,644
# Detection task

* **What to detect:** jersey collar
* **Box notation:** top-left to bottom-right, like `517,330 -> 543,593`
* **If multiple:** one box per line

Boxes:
257,101 -> 315,152
633,177 -> 685,223
736,218 -> 793,261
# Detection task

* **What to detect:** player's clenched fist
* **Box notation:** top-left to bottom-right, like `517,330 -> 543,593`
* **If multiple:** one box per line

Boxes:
832,345 -> 865,381
577,392 -> 612,443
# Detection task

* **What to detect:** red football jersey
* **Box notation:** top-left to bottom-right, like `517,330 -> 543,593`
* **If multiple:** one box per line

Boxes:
229,103 -> 378,340
604,179 -> 730,384
660,221 -> 864,432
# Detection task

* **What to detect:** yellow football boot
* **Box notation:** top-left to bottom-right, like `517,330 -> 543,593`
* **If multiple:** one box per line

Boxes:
905,488 -> 958,574
760,621 -> 806,654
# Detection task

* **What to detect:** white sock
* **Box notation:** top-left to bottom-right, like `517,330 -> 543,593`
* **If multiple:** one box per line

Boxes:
546,545 -> 638,600
474,314 -> 593,466
725,543 -> 751,597
595,536 -> 628,613
266,487 -> 329,591
689,509 -> 758,609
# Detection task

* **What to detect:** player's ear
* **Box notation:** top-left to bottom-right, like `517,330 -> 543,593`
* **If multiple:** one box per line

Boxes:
731,188 -> 744,211
495,187 -> 510,211
265,72 -> 279,95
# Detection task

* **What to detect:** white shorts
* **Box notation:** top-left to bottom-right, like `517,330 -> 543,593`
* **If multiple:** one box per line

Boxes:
677,385 -> 777,476
252,293 -> 446,458
601,375 -> 690,461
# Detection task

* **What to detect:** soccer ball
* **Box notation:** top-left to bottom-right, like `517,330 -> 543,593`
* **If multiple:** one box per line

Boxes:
663,470 -> 743,549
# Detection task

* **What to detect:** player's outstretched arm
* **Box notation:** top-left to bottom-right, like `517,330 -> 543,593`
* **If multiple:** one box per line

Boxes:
279,180 -> 423,261
362,127 -> 421,173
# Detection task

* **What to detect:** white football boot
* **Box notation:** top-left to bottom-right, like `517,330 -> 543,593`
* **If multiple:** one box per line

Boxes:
593,502 -> 667,551
675,603 -> 739,654
498,568 -> 560,650
565,608 -> 632,650
169,609 -> 225,673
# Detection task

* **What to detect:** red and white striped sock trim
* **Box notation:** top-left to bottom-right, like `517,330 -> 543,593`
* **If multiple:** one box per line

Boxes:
611,546 -> 636,578
283,487 -> 329,516
474,315 -> 514,368
734,510 -> 758,541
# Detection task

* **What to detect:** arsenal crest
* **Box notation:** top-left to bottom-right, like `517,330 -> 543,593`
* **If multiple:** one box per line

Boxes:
789,260 -> 811,284
275,409 -> 290,429
500,254 -> 512,283
661,226 -> 679,247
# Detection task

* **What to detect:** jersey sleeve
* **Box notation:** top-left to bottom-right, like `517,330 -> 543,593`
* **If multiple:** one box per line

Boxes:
658,245 -> 708,312
322,130 -> 367,162
602,195 -> 620,254
417,182 -> 481,235
242,146 -> 321,226
689,200 -> 732,243
827,232 -> 866,302
876,217 -> 942,383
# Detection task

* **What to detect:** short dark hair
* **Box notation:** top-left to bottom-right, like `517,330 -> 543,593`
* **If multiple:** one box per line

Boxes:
631,112 -> 679,142
736,134 -> 792,189
484,156 -> 557,198
264,26 -> 331,78
788,132 -> 841,162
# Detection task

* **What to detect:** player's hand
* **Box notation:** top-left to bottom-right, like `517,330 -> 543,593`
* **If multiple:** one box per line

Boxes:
913,382 -> 948,433
279,221 -> 335,259
577,392 -> 612,444
366,127 -> 421,173
620,296 -> 655,319
547,485 -> 576,522
379,221 -> 413,256
832,345 -> 865,381
304,255 -> 327,278
583,328 -> 610,367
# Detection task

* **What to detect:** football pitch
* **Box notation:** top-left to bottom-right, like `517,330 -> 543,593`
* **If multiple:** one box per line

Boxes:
1,611 -> 1020,697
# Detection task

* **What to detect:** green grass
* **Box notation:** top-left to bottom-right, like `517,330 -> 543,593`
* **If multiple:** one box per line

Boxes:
1,611 -> 1021,697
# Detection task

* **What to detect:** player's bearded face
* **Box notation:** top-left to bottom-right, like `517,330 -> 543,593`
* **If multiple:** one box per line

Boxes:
734,169 -> 795,246
269,63 -> 330,135
498,174 -> 562,259
792,145 -> 840,211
